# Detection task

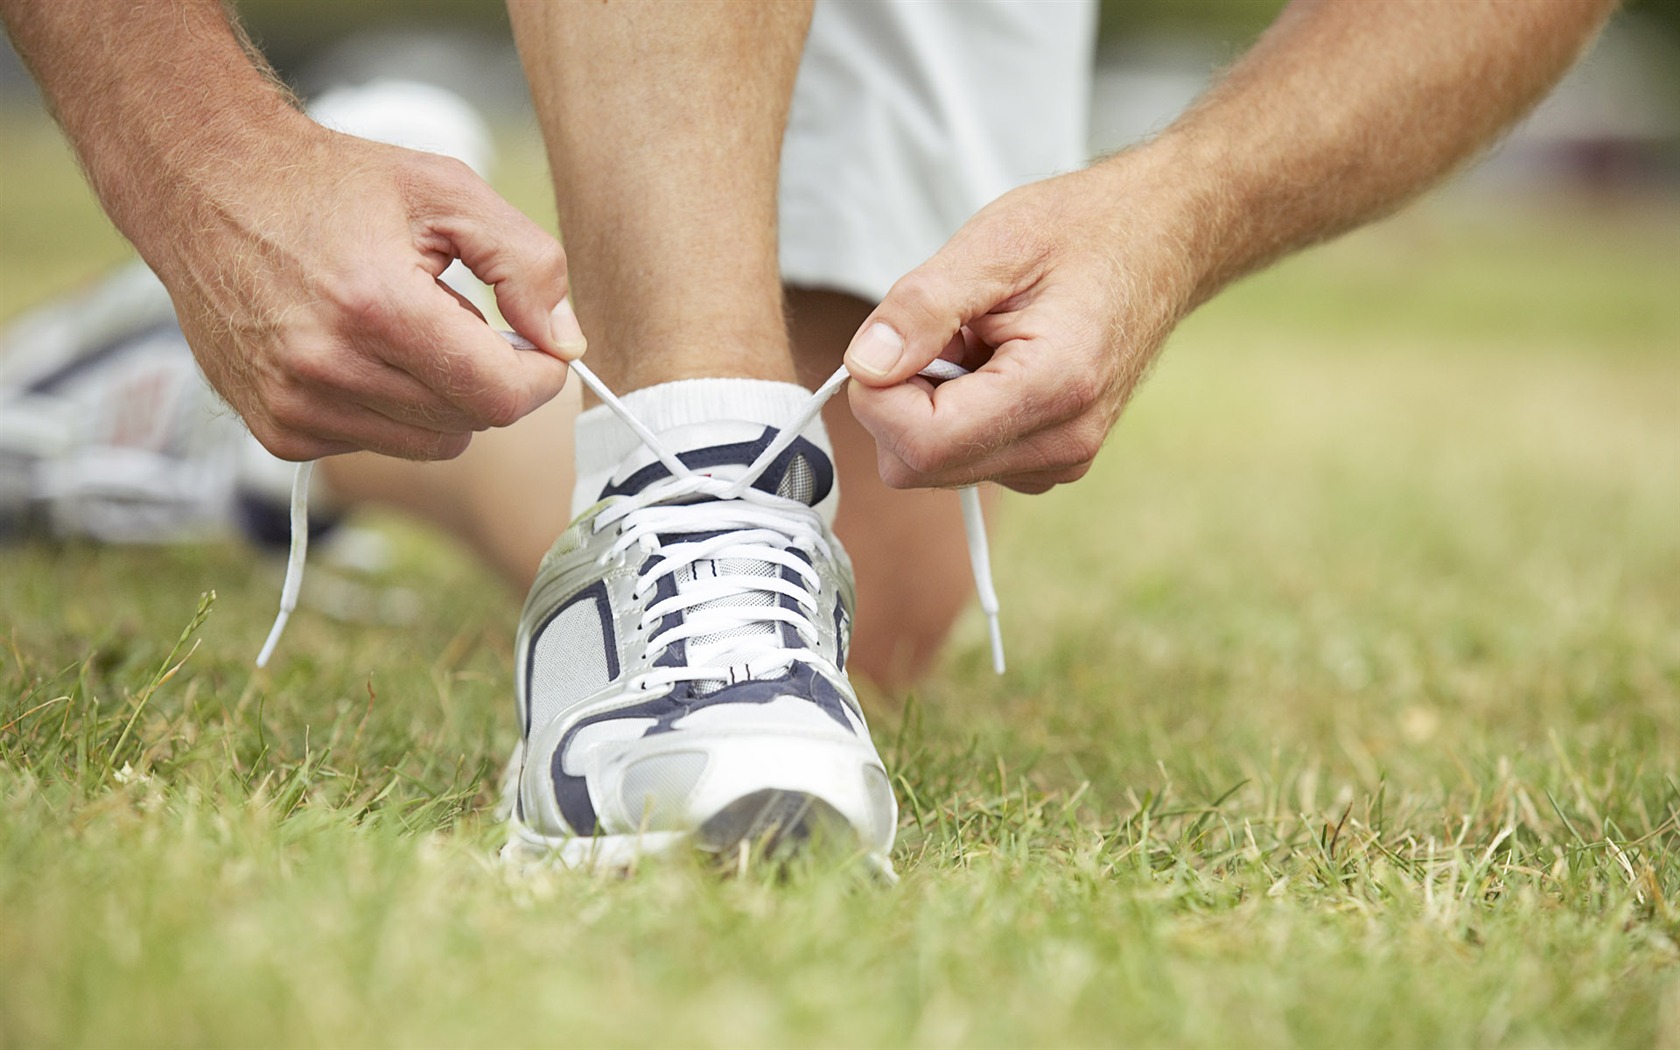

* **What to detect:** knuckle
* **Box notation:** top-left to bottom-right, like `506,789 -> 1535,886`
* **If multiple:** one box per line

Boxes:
403,151 -> 475,194
288,346 -> 340,388
1058,460 -> 1093,484
470,386 -> 527,429
1038,419 -> 1106,470
1069,426 -> 1104,466
894,434 -> 948,477
264,390 -> 312,432
534,239 -> 568,282
431,153 -> 475,182
1060,372 -> 1103,412
408,399 -> 460,431
396,429 -> 471,462
325,275 -> 391,325
251,421 -> 317,463
878,459 -> 918,491
434,433 -> 472,461
888,273 -> 947,326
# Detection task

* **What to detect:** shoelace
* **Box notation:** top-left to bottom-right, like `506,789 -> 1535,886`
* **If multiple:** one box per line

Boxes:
257,333 -> 1005,675
594,471 -> 842,692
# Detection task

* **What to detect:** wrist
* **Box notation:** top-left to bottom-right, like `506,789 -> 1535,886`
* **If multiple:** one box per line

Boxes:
92,95 -> 319,270
1081,136 -> 1222,321
6,0 -> 316,272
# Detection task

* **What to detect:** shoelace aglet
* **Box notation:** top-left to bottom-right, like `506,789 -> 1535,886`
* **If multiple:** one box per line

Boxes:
256,459 -> 314,668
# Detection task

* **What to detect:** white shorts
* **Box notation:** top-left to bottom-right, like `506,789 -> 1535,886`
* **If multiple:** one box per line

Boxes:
779,0 -> 1098,302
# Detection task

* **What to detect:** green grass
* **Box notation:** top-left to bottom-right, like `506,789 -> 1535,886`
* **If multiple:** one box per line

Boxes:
3,100 -> 1680,1047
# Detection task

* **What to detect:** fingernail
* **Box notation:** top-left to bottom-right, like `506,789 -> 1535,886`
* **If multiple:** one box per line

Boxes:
549,298 -> 587,359
846,322 -> 903,379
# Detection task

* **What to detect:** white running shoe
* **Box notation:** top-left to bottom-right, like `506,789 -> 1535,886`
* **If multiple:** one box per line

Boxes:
502,401 -> 898,874
0,262 -> 246,543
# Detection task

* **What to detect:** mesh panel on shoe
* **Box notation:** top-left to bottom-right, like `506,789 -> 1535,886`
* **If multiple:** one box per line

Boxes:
530,595 -> 612,731
776,453 -> 815,505
618,750 -> 709,827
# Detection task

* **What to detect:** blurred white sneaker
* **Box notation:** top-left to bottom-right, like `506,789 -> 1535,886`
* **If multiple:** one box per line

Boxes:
0,262 -> 243,543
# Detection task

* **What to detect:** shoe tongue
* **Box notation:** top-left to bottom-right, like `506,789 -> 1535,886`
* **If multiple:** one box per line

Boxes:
598,421 -> 831,510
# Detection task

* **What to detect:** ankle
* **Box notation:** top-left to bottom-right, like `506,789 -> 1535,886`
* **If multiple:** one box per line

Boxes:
576,322 -> 796,398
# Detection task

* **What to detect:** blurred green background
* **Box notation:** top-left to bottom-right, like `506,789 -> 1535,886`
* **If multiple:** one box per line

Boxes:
2,4 -> 1679,1046
221,0 -> 1680,68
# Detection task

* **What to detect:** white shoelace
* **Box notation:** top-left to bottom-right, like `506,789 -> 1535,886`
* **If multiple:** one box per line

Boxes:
256,334 -> 1005,675
594,472 -> 841,692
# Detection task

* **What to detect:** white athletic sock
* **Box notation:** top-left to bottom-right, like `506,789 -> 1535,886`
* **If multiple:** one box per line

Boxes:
571,378 -> 835,519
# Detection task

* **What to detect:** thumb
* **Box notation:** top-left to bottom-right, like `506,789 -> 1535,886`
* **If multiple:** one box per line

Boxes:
843,247 -> 1021,387
442,184 -> 588,363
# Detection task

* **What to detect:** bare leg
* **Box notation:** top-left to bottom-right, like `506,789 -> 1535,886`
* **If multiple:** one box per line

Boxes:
507,2 -> 812,393
318,384 -> 578,590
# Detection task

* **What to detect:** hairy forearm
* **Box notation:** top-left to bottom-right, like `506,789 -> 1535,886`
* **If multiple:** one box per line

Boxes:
0,0 -> 311,266
1126,0 -> 1617,308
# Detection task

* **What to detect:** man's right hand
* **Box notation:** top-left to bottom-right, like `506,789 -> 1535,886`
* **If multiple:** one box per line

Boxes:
153,119 -> 583,462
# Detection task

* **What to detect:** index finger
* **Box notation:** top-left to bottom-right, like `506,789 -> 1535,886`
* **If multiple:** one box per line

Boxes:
847,339 -> 1091,485
373,276 -> 571,429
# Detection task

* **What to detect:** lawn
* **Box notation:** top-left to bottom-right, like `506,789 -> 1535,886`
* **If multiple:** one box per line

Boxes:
2,101 -> 1679,1048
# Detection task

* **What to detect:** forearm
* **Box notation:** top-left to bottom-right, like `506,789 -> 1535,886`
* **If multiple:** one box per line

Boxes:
1125,0 -> 1617,308
0,0 -> 313,266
